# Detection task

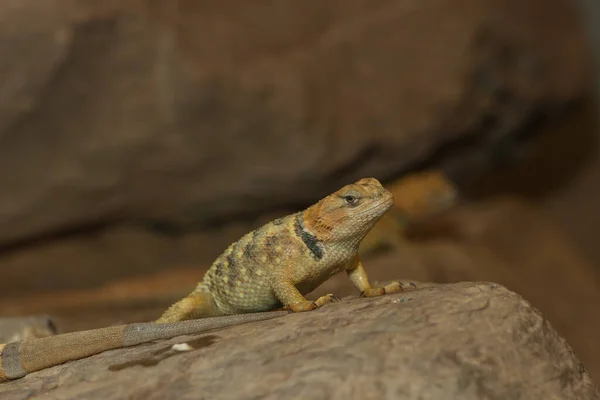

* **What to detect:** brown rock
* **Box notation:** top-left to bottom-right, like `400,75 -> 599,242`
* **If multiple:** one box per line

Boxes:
0,0 -> 591,246
309,197 -> 600,380
0,282 -> 597,399
0,315 -> 57,343
0,195 -> 599,386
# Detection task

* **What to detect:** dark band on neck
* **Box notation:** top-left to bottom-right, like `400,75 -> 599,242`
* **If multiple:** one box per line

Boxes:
294,213 -> 324,260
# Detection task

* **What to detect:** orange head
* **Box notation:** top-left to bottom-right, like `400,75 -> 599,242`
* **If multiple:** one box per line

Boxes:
304,177 -> 394,243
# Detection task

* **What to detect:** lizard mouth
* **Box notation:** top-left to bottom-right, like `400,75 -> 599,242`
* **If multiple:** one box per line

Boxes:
360,194 -> 393,217
378,190 -> 394,209
382,190 -> 393,203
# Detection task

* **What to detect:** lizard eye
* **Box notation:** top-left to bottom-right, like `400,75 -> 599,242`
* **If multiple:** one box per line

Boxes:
343,195 -> 358,205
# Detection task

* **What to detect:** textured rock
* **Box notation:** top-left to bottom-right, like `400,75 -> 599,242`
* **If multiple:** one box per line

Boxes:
0,315 -> 57,343
310,197 -> 600,381
0,282 -> 597,399
0,0 -> 591,246
1,194 -> 599,384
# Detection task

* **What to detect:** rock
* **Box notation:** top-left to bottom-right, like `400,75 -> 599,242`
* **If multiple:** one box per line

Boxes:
0,282 -> 597,399
0,0 -> 591,247
311,197 -> 600,381
0,316 -> 57,343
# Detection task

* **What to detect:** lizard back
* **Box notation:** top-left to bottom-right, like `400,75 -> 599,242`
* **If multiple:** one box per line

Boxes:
197,177 -> 394,315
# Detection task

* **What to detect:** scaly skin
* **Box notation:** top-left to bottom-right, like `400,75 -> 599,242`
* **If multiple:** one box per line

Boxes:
157,177 -> 402,322
0,312 -> 288,382
0,171 -> 455,317
0,177 -> 403,382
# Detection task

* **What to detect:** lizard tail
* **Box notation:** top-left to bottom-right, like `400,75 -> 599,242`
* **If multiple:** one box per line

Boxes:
0,324 -> 127,382
156,290 -> 221,323
0,311 -> 288,382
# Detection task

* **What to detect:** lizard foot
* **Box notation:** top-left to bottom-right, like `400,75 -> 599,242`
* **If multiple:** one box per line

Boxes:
314,293 -> 338,307
284,293 -> 337,312
361,281 -> 415,297
395,281 -> 418,290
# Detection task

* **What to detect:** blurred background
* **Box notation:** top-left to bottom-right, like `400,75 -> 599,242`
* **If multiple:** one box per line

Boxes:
0,0 -> 599,381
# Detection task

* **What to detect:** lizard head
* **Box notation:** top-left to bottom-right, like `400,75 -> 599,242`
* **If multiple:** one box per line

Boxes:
304,177 -> 394,243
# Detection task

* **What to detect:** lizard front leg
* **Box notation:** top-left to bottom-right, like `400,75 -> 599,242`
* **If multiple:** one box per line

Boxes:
346,255 -> 404,297
271,278 -> 335,313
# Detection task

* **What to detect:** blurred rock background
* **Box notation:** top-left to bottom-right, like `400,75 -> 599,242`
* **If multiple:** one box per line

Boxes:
0,0 -> 599,382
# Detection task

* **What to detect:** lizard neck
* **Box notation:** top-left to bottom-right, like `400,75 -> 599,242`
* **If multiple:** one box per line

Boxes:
301,205 -> 369,250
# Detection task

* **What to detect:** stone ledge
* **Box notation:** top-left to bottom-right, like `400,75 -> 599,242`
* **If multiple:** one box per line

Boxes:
1,281 -> 597,399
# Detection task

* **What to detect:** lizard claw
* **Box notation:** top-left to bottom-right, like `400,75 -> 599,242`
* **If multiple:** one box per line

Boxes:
285,300 -> 319,312
314,293 -> 336,307
397,281 -> 417,290
326,294 -> 342,303
285,293 -> 338,312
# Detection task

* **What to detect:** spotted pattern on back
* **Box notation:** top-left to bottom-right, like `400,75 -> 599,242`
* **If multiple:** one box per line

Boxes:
194,177 -> 394,315
199,214 -> 302,313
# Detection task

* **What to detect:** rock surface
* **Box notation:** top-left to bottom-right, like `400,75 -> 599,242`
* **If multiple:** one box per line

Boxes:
1,195 -> 599,382
0,282 -> 597,399
0,0 -> 591,247
0,316 -> 57,343
313,197 -> 600,381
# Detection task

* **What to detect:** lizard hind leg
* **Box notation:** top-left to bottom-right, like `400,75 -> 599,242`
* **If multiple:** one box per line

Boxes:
156,290 -> 221,323
272,277 -> 337,313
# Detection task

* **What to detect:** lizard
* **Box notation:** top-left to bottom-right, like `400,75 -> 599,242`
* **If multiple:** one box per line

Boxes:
0,171 -> 457,317
0,177 -> 405,382
359,170 -> 459,256
0,311 -> 289,382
